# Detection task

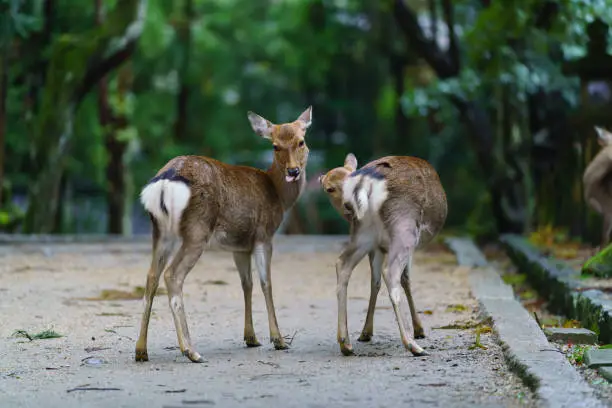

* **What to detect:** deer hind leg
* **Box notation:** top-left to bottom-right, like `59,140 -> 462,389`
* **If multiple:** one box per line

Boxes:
164,237 -> 206,363
253,242 -> 287,350
385,223 -> 426,356
602,214 -> 612,247
135,219 -> 175,362
336,242 -> 369,355
233,251 -> 261,347
358,249 -> 383,342
401,251 -> 425,339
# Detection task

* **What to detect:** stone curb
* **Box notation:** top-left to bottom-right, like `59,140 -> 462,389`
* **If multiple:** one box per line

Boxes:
500,234 -> 612,344
447,237 -> 604,408
444,237 -> 488,267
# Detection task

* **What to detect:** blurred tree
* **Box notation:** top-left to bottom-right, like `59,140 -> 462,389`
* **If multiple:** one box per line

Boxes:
172,0 -> 194,142
22,0 -> 147,233
0,0 -> 609,240
395,0 -> 611,237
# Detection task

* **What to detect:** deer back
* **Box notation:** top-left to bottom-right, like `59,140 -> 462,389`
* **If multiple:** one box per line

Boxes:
344,156 -> 447,248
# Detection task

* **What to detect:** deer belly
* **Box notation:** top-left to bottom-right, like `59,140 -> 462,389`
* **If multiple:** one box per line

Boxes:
206,230 -> 253,252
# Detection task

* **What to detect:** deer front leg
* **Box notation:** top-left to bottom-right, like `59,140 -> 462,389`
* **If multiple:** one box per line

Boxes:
253,242 -> 287,350
401,252 -> 425,339
358,249 -> 383,342
233,251 -> 261,347
164,241 -> 206,363
135,223 -> 174,362
336,243 -> 369,355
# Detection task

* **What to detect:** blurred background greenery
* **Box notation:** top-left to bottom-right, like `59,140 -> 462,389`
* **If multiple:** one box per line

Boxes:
0,0 -> 611,242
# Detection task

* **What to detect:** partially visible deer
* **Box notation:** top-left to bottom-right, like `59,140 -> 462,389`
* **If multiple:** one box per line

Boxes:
584,126 -> 612,248
135,106 -> 312,363
319,153 -> 447,356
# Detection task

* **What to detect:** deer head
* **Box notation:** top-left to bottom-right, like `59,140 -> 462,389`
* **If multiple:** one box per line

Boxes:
319,153 -> 358,219
595,126 -> 612,148
248,106 -> 312,183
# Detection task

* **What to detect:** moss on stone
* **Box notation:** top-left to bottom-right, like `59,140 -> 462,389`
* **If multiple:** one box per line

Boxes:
582,244 -> 612,278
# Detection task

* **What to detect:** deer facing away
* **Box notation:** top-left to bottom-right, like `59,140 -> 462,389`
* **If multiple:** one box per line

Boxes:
319,153 -> 447,356
135,107 -> 312,363
584,126 -> 612,248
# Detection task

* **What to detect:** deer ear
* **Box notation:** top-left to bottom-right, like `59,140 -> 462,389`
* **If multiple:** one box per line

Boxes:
296,106 -> 312,130
595,126 -> 612,146
344,153 -> 357,172
248,111 -> 273,140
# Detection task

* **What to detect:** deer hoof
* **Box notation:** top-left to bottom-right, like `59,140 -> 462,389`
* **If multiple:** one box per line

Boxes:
414,328 -> 426,339
340,345 -> 354,356
272,337 -> 289,350
339,339 -> 354,356
409,346 -> 429,357
183,349 -> 205,363
135,349 -> 149,362
245,335 -> 262,348
357,332 -> 372,342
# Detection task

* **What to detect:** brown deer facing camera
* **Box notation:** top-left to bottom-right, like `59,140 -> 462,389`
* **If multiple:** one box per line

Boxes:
135,107 -> 312,363
319,154 -> 447,356
584,126 -> 612,247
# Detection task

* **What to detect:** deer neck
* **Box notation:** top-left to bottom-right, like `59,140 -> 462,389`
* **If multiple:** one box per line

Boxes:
267,161 -> 305,211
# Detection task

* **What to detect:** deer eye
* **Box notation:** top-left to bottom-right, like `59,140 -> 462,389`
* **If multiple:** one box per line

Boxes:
326,187 -> 336,193
273,145 -> 280,151
298,140 -> 305,147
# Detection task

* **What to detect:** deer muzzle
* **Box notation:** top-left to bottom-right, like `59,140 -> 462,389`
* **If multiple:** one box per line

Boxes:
286,167 -> 301,182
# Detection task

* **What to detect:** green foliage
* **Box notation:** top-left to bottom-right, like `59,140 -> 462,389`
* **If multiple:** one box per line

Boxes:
2,0 -> 610,234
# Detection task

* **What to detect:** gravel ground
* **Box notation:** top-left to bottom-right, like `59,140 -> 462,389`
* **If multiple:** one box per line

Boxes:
0,237 -> 535,408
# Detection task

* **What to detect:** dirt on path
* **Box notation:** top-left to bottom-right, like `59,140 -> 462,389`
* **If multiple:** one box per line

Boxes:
0,236 -> 535,408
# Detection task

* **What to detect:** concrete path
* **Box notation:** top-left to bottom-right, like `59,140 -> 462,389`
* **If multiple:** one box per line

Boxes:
0,236 -> 534,408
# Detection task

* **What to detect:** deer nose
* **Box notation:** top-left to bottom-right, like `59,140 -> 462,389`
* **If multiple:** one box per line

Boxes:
287,168 -> 300,177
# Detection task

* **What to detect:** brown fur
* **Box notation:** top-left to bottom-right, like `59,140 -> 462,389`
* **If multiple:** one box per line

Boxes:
135,107 -> 312,363
320,155 -> 447,246
584,126 -> 612,247
319,153 -> 447,356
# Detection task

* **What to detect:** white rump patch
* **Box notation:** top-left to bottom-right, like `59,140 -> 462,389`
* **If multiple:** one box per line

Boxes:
140,180 -> 191,236
342,174 -> 388,220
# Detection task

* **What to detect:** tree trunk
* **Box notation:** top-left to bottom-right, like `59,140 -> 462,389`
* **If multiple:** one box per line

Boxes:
23,0 -> 147,233
98,70 -> 128,234
97,0 -> 130,235
105,137 -> 127,234
53,174 -> 66,232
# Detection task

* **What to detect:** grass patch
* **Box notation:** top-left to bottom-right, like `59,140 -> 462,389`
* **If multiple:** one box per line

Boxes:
445,304 -> 468,313
12,329 -> 63,341
566,344 -> 593,366
79,286 -> 167,301
502,273 -> 527,286
469,328 -> 489,350
433,317 -> 492,330
434,321 -> 479,330
202,280 -> 228,285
